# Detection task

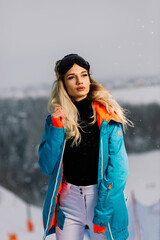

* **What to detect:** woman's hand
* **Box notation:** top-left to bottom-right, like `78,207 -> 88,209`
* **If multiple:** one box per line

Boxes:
51,107 -> 65,128
51,107 -> 65,120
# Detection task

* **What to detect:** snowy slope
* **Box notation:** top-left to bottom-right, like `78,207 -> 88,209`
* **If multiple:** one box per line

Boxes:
1,84 -> 160,105
111,85 -> 160,105
0,186 -> 44,240
0,150 -> 159,240
125,150 -> 160,206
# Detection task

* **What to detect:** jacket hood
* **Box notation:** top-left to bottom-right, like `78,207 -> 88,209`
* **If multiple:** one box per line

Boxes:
93,101 -> 122,128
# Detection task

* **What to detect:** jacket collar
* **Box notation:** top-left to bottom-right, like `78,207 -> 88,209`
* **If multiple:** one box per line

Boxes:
93,101 -> 122,129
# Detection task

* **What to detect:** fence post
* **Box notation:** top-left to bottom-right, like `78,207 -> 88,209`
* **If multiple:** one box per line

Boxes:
26,203 -> 34,232
131,191 -> 142,240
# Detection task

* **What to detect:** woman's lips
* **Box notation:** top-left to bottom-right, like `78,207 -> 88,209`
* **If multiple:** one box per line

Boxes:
76,86 -> 85,91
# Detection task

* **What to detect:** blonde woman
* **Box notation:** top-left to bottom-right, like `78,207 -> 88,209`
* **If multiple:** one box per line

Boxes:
39,54 -> 130,240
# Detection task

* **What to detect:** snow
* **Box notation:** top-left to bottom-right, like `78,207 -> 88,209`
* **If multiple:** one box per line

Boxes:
0,186 -> 44,240
0,84 -> 160,105
125,150 -> 160,206
111,85 -> 160,105
0,150 -> 159,240
0,88 -> 50,99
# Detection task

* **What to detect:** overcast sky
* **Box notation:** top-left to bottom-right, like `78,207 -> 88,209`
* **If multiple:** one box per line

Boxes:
1,0 -> 160,90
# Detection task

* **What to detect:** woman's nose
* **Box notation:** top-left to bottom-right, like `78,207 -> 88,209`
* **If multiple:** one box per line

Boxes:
76,76 -> 83,84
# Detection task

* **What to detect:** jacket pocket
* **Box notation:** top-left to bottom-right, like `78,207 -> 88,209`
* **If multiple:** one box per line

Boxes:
98,179 -> 112,205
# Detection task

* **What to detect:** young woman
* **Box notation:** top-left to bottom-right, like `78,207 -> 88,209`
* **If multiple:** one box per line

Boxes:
39,54 -> 131,240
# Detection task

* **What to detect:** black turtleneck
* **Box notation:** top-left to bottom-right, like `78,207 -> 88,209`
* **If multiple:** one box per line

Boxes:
63,97 -> 100,186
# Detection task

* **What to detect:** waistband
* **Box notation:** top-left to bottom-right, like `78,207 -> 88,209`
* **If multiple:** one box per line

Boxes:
62,181 -> 98,195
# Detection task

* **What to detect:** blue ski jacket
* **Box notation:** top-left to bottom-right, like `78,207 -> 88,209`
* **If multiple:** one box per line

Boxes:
38,101 -> 129,240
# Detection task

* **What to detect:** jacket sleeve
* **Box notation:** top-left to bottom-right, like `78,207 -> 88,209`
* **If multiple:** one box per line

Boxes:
38,115 -> 65,176
93,121 -> 128,228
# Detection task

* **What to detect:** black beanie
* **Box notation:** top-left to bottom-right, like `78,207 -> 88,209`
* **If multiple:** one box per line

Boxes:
57,54 -> 90,75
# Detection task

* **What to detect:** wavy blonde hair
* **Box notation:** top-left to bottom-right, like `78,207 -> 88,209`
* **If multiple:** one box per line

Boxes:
48,60 -> 133,146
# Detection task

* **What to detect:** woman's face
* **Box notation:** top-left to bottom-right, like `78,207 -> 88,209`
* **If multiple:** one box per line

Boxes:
63,64 -> 90,102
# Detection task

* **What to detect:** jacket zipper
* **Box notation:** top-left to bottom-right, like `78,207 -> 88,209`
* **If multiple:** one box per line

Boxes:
108,223 -> 114,240
101,137 -> 103,179
101,135 -> 114,239
101,136 -> 111,205
42,140 -> 66,240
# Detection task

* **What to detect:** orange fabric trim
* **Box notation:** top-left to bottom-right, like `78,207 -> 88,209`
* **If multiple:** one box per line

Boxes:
51,117 -> 64,128
108,184 -> 112,190
27,219 -> 34,232
48,198 -> 57,230
93,101 -> 122,129
48,166 -> 63,231
93,224 -> 107,233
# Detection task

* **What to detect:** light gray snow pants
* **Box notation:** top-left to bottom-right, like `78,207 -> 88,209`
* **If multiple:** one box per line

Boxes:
56,181 -> 107,240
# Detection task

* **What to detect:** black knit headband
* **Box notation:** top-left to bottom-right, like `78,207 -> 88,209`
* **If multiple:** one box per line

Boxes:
57,54 -> 90,75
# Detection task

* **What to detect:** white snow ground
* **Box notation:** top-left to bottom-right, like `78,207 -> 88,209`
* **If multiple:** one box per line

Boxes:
1,84 -> 160,105
111,85 -> 160,105
0,186 -> 43,240
0,150 -> 159,240
125,150 -> 160,206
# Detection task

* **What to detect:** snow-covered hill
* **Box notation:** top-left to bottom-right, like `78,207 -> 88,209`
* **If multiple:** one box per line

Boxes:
0,185 -> 44,240
0,150 -> 159,240
125,150 -> 160,206
1,82 -> 160,105
112,85 -> 160,105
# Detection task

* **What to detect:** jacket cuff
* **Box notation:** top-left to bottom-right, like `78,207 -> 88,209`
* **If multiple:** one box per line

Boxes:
93,224 -> 107,233
51,117 -> 64,128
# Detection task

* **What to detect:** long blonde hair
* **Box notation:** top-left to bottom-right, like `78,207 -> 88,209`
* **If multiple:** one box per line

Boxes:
48,60 -> 133,146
